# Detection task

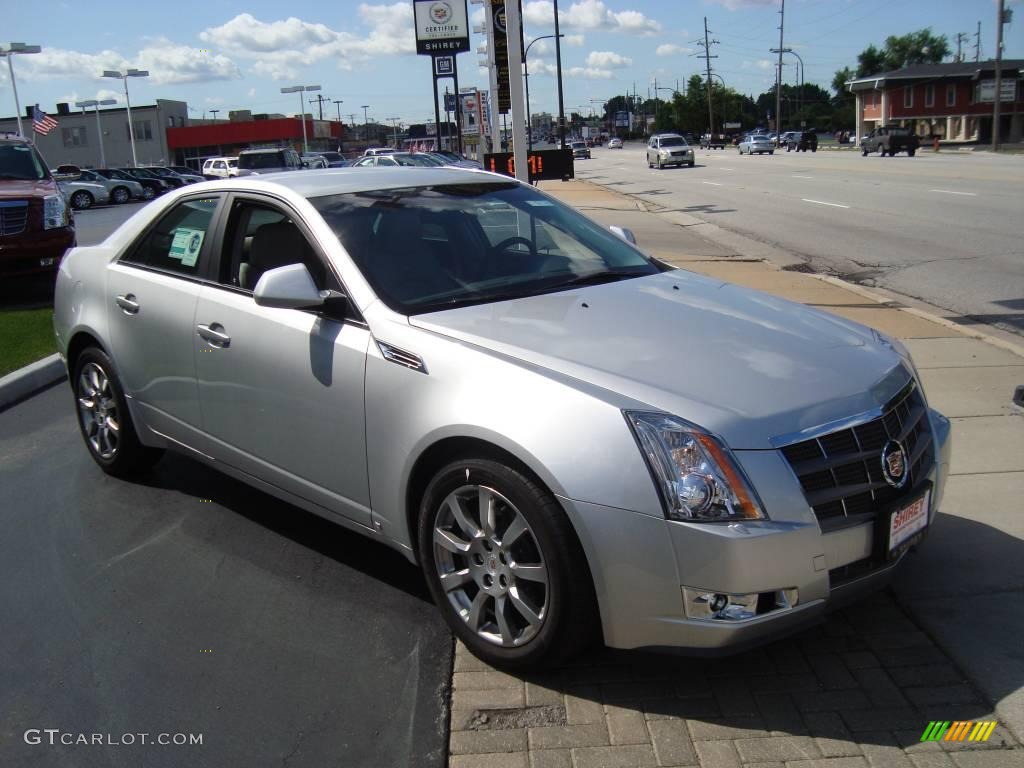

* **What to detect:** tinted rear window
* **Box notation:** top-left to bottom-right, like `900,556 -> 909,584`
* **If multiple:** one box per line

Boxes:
239,152 -> 286,169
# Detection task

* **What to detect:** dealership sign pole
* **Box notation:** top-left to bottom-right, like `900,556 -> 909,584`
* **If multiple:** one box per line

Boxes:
414,0 -> 470,153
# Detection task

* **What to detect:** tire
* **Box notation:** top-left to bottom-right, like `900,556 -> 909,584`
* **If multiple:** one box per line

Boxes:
862,147 -> 868,156
769,150 -> 774,155
657,158 -> 663,169
688,161 -> 695,167
812,147 -> 817,153
140,185 -> 155,200
877,144 -> 886,156
72,347 -> 164,477
70,190 -> 93,210
787,145 -> 792,152
908,149 -> 916,157
647,156 -> 653,168
418,457 -> 598,669
111,186 -> 130,204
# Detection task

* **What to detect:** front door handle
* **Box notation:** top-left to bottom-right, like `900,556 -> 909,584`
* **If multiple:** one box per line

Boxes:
115,294 -> 140,314
197,323 -> 231,348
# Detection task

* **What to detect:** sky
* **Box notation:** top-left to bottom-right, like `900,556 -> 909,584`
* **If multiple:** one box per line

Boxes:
4,0 -> 1023,127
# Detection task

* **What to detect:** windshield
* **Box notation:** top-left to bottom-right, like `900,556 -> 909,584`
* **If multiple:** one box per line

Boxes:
394,154 -> 442,167
659,136 -> 686,147
310,183 -> 660,315
0,144 -> 49,181
239,152 -> 286,169
126,168 -> 157,179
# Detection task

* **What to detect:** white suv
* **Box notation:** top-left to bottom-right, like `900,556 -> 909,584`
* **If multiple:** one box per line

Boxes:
202,157 -> 238,179
647,134 -> 695,169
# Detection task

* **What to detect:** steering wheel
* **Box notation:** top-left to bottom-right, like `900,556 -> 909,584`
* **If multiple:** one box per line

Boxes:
492,236 -> 536,257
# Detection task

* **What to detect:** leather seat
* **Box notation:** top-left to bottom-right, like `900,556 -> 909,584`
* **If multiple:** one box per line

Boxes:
242,221 -> 315,290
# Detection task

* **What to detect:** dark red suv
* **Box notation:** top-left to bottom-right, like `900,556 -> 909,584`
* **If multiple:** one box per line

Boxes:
0,136 -> 76,279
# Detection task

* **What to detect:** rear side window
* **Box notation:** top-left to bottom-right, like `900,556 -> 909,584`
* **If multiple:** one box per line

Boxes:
123,198 -> 219,277
238,152 -> 285,170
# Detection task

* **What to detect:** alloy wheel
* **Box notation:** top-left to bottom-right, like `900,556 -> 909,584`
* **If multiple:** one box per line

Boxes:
433,484 -> 548,647
76,362 -> 120,460
72,191 -> 92,209
112,187 -> 129,204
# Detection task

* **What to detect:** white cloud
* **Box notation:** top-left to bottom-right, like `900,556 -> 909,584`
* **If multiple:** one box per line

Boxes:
523,0 -> 660,35
17,41 -> 241,85
567,66 -> 613,79
706,0 -> 775,8
585,50 -> 632,68
564,34 -> 586,46
199,13 -> 338,52
756,59 -> 773,70
656,43 -> 691,56
247,87 -> 257,98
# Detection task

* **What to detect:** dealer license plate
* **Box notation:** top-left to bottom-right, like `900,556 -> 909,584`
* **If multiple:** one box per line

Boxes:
888,490 -> 930,556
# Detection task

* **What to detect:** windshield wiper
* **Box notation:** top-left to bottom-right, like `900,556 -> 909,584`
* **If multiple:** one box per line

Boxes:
545,268 -> 650,289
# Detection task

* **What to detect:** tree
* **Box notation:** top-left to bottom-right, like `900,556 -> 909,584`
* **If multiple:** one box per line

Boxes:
832,66 -> 855,105
857,44 -> 888,77
883,28 -> 950,69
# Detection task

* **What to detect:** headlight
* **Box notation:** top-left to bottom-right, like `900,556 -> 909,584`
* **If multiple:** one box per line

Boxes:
43,194 -> 68,230
626,412 -> 766,522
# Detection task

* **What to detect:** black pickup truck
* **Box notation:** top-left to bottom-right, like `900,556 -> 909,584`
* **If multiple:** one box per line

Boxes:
861,126 -> 920,157
700,133 -> 727,149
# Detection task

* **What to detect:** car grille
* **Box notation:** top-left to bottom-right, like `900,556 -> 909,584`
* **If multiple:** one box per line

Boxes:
0,201 -> 29,236
779,381 -> 934,531
670,151 -> 685,156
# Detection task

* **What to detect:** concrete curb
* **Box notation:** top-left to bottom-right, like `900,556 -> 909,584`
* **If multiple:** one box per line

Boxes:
0,354 -> 67,412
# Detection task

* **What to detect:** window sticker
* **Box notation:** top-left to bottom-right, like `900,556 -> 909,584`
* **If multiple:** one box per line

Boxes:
525,200 -> 554,207
169,227 -> 205,267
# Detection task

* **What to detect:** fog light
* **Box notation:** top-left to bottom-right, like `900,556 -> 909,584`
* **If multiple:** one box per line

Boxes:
40,257 -> 56,267
682,587 -> 798,622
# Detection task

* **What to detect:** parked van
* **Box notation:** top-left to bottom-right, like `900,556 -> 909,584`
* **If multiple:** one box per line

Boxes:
201,156 -> 238,179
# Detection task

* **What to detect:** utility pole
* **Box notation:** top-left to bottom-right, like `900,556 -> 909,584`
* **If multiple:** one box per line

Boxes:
333,99 -> 344,123
309,93 -> 328,121
697,17 -> 718,135
775,0 -> 785,135
955,32 -> 968,62
975,21 -> 982,62
993,0 -> 1009,151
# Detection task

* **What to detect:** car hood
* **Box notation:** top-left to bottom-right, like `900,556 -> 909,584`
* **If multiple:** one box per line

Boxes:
410,271 -> 910,449
0,178 -> 58,197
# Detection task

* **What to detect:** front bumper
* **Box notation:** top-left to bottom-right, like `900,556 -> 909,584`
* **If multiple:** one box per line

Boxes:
562,408 -> 951,652
0,225 -> 76,278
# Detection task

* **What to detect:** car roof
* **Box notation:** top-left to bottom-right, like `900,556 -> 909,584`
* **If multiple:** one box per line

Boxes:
200,166 -> 508,198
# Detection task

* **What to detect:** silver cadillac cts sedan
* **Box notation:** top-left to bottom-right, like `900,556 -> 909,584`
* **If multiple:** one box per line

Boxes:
53,168 -> 951,669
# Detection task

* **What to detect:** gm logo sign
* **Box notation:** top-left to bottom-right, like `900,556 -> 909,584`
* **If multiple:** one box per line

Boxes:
920,721 -> 997,742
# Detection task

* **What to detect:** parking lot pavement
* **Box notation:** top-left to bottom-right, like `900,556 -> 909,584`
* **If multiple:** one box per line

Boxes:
442,179 -> 1024,767
0,385 -> 452,768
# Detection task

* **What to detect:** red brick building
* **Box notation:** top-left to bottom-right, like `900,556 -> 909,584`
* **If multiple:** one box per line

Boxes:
848,60 -> 1023,144
167,115 -> 344,169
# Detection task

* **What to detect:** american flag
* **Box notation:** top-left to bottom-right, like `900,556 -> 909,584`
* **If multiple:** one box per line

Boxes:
32,105 -> 58,136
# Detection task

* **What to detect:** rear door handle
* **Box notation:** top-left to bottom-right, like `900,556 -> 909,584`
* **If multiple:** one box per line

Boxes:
115,294 -> 140,314
197,323 -> 231,348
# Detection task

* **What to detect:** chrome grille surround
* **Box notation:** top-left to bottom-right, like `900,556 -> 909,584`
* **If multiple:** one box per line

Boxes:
776,379 -> 935,531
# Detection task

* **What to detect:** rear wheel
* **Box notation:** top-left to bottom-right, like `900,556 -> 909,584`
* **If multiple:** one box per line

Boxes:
140,185 -> 155,200
877,144 -> 886,156
70,190 -> 93,210
908,148 -> 916,157
73,347 -> 163,477
418,458 -> 597,669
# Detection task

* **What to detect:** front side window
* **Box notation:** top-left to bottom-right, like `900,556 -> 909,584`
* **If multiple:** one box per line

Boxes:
0,143 -> 49,180
310,183 -> 659,315
123,198 -> 219,277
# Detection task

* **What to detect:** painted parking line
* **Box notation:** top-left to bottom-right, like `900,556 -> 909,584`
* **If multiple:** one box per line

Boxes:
929,189 -> 977,196
792,175 -> 814,179
802,198 -> 850,209
703,181 -> 722,186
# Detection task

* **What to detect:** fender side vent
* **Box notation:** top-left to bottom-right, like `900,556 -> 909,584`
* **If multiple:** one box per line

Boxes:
376,341 -> 427,374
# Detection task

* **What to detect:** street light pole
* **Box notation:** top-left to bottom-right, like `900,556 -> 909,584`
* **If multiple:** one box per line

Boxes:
103,68 -> 150,166
388,118 -> 400,147
361,105 -> 370,143
280,85 -> 321,154
75,98 -> 116,168
1,43 -> 42,138
552,0 -> 567,150
209,109 -> 219,122
523,34 -> 564,151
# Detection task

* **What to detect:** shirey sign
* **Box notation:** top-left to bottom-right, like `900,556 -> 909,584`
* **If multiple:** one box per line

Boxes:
414,0 -> 470,55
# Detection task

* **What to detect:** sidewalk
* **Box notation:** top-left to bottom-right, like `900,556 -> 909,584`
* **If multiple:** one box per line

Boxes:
446,180 -> 1024,767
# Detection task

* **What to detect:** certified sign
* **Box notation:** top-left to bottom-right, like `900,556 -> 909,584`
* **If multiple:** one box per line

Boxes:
414,0 -> 470,55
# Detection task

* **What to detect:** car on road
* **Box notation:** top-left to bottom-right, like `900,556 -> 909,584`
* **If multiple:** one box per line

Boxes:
117,168 -> 173,198
647,134 -> 695,168
607,138 -> 623,149
53,167 -> 951,669
59,177 -> 111,209
202,157 -> 239,179
74,168 -> 144,204
861,126 -> 920,157
778,131 -> 800,150
571,141 -> 591,160
738,134 -> 775,155
0,135 -> 75,279
700,133 -> 727,149
236,148 -> 304,176
788,131 -> 819,153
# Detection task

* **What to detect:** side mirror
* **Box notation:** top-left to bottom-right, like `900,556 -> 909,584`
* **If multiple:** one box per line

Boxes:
609,226 -> 637,245
253,264 -> 325,309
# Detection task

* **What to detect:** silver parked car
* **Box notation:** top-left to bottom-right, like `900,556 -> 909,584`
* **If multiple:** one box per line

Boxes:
53,168 -> 951,668
74,168 -> 144,204
646,134 -> 695,169
58,177 -> 111,209
739,134 -> 775,155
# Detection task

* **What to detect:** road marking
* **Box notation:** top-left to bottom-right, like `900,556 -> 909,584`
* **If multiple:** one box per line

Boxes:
929,189 -> 977,196
703,181 -> 722,186
792,175 -> 813,179
721,167 -> 735,171
802,198 -> 850,209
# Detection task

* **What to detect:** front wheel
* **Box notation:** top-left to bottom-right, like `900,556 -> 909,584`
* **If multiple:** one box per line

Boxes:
140,185 -> 155,200
418,458 -> 597,669
688,160 -> 695,167
70,190 -> 93,210
769,150 -> 774,155
73,347 -> 164,477
111,186 -> 130,204
907,149 -> 916,157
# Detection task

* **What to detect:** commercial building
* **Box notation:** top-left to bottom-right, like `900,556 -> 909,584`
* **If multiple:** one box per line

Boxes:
0,100 -> 188,169
848,60 -> 1024,144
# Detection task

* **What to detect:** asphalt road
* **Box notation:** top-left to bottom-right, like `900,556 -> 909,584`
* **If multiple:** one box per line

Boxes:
574,144 -> 1024,335
0,385 -> 452,768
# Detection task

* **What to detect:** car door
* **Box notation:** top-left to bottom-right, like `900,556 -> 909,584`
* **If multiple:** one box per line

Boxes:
191,194 -> 372,525
106,194 -> 224,443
